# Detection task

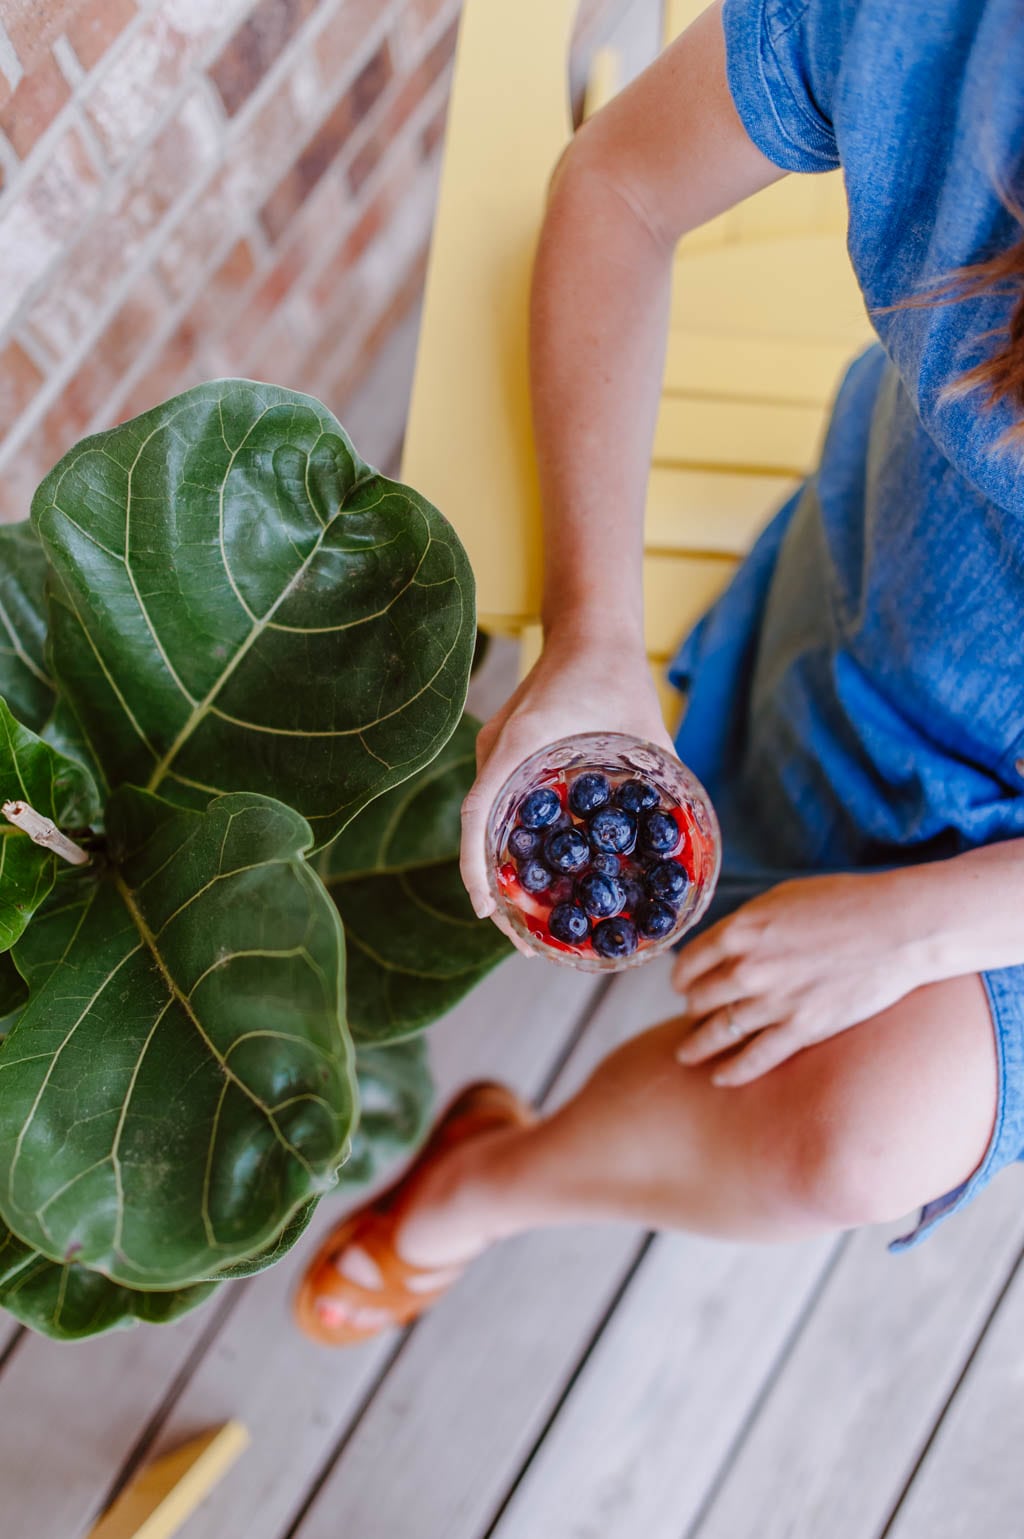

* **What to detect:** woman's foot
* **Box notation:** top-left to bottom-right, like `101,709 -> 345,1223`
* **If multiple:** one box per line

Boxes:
294,1083 -> 537,1343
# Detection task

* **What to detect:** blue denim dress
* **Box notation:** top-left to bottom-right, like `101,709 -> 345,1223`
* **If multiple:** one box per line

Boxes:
669,0 -> 1024,1248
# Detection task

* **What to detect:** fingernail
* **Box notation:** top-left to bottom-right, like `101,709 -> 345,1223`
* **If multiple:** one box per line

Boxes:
676,1046 -> 695,1065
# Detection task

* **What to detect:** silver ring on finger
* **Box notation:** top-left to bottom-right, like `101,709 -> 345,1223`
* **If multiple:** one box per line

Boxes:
726,1003 -> 743,1040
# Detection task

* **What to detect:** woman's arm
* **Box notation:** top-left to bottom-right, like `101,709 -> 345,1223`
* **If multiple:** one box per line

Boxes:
672,839 -> 1024,1085
531,0 -> 784,650
460,2 -> 785,923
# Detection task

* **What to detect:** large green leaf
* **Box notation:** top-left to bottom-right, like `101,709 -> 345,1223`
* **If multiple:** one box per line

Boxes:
341,1039 -> 435,1188
0,788 -> 357,1289
32,380 -> 476,850
318,716 -> 511,1044
0,522 -> 55,735
0,1222 -> 218,1341
0,697 -> 101,952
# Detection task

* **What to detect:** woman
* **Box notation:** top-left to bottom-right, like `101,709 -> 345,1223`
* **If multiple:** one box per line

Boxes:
297,0 -> 1024,1344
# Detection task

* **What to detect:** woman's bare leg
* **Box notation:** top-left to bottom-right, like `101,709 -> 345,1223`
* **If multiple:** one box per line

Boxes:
329,973 -> 997,1322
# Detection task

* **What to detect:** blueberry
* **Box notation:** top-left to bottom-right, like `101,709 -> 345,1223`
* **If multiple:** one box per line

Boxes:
518,858 -> 553,893
588,807 -> 637,855
644,860 -> 690,905
568,771 -> 611,816
591,915 -> 639,960
639,809 -> 680,855
615,778 -> 660,815
544,826 -> 591,873
620,875 -> 645,912
576,871 -> 625,919
518,787 -> 561,830
637,899 -> 677,939
590,851 -> 620,878
549,902 -> 590,944
508,826 -> 541,861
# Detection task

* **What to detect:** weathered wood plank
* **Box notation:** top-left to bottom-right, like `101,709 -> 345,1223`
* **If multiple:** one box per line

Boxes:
141,954 -> 602,1539
884,1246 -> 1024,1539
289,957 -> 689,1539
689,1165 -> 1024,1539
0,1291 -> 230,1539
489,1230 -> 839,1539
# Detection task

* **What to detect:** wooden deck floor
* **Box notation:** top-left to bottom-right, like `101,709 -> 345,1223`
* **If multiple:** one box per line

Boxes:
3,634 -> 1023,1539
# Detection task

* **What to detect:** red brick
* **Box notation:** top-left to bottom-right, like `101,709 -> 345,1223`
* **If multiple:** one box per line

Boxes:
259,40 -> 393,242
85,14 -> 191,165
0,125 -> 102,333
0,338 -> 44,431
209,0 -> 318,117
329,245 -> 429,412
27,93 -> 219,357
66,0 -> 139,71
399,0 -> 461,53
171,235 -> 258,336
217,67 -> 308,215
347,19 -> 455,195
0,0 -> 80,72
420,93 -> 449,159
0,50 -> 70,157
314,0 -> 386,81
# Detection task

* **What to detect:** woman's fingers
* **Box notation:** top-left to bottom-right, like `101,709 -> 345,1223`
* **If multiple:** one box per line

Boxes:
670,918 -> 738,993
708,1025 -> 802,1087
676,995 -> 781,1065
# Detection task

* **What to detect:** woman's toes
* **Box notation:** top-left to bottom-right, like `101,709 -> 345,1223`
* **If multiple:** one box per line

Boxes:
334,1243 -> 384,1289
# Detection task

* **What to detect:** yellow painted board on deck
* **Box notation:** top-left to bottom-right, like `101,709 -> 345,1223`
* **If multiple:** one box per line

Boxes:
643,551 -> 738,660
653,395 -> 828,475
86,1423 -> 250,1539
584,45 -> 620,118
402,0 -> 578,630
663,330 -> 860,407
646,465 -> 798,555
671,235 -> 871,341
664,0 -> 709,42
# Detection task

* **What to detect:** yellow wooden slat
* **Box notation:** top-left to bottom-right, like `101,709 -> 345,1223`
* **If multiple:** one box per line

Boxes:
643,551 -> 737,660
671,235 -> 871,342
664,0 -> 708,44
402,0 -> 578,630
654,395 -> 828,475
86,1424 -> 250,1539
583,45 -> 620,119
646,465 -> 797,555
663,330 -> 859,407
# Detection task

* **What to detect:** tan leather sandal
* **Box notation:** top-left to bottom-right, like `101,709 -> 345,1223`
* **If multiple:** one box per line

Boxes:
293,1080 -> 536,1348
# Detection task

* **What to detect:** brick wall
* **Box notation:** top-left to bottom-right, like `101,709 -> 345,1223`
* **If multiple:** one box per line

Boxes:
0,0 -> 628,525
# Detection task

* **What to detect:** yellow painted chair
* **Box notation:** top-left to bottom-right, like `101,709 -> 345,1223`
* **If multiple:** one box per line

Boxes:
402,0 -> 876,731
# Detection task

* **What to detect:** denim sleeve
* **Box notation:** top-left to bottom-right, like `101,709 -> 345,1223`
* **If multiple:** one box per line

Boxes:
722,0 -> 843,174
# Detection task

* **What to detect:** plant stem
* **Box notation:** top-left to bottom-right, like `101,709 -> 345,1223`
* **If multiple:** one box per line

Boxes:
2,800 -> 90,866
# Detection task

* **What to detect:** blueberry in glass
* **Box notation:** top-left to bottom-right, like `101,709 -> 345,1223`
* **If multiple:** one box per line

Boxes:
637,898 -> 677,939
591,915 -> 639,959
644,859 -> 690,904
508,826 -> 542,861
518,787 -> 562,830
544,826 -> 591,873
590,851 -> 620,878
568,771 -> 611,816
620,874 -> 645,912
577,871 -> 625,919
588,807 -> 637,855
615,778 -> 660,815
638,808 -> 681,855
549,903 -> 591,944
518,858 -> 553,893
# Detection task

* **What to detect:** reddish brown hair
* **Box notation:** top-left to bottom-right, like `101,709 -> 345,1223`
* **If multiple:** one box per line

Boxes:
879,197 -> 1024,447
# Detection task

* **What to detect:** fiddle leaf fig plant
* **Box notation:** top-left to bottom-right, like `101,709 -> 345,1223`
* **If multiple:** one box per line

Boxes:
0,381 -> 510,1341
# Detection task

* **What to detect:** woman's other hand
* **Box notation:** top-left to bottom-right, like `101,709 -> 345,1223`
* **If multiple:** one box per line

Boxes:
672,872 -> 931,1085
